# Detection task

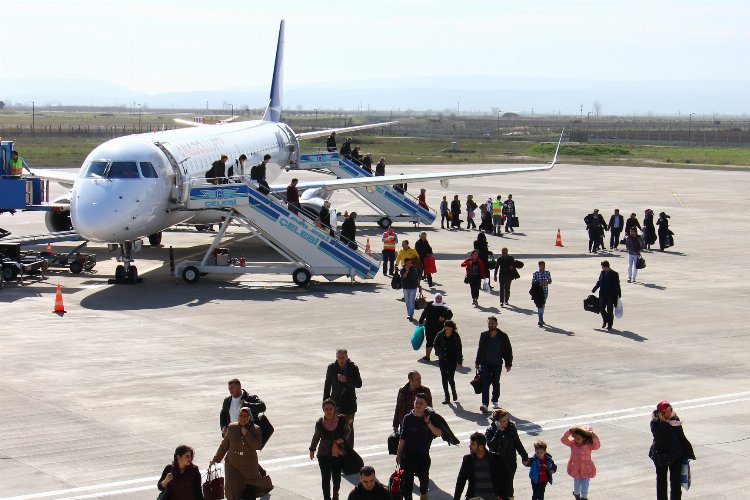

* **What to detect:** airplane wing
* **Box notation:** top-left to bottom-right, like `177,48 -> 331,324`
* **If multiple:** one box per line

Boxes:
296,121 -> 397,141
174,116 -> 238,128
277,129 -> 564,193
29,168 -> 78,189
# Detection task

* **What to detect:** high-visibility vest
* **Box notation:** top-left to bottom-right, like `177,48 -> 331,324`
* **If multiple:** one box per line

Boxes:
9,157 -> 23,176
382,232 -> 397,251
492,200 -> 503,215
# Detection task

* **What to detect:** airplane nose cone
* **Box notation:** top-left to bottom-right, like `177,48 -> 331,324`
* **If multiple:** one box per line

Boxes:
71,180 -> 161,242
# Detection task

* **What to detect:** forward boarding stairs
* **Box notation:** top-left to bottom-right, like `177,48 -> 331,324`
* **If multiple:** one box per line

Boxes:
182,178 -> 380,283
297,153 -> 437,226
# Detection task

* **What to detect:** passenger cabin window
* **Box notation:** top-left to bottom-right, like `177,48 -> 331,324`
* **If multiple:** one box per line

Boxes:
81,161 -> 108,178
108,161 -> 140,179
139,161 -> 158,178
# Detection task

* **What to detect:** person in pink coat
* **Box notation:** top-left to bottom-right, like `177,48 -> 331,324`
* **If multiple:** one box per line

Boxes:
560,425 -> 600,500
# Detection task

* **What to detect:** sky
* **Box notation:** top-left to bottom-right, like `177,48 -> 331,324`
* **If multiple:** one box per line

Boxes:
1,0 -> 749,112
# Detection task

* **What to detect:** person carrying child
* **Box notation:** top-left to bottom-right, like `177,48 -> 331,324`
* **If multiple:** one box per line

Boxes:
560,426 -> 600,500
526,440 -> 556,500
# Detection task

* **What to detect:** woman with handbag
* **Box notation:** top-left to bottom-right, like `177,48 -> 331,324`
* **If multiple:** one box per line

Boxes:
649,401 -> 695,500
210,407 -> 271,500
461,250 -> 487,307
433,320 -> 463,404
310,399 -> 352,500
157,445 -> 203,499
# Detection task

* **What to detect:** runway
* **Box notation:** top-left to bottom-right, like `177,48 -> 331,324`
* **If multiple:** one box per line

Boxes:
1,163 -> 749,499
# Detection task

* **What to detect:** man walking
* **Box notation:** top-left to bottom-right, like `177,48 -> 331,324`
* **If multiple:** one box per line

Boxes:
323,349 -> 362,447
340,212 -> 358,250
393,371 -> 433,433
474,317 -> 513,413
396,393 -> 442,500
503,194 -> 516,233
625,227 -> 644,283
286,178 -> 301,215
584,209 -> 607,253
608,209 -> 625,249
592,260 -> 621,331
381,226 -> 398,276
219,378 -> 266,436
453,432 -> 508,500
531,261 -> 552,327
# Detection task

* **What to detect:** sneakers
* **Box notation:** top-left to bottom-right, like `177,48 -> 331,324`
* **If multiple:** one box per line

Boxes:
472,299 -> 478,306
627,278 -> 632,283
442,399 -> 450,404
538,321 -> 544,327
492,401 -> 499,409
480,405 -> 488,412
421,356 -> 430,362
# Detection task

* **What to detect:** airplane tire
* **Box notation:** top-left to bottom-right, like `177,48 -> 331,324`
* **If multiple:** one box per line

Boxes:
377,217 -> 392,229
69,261 -> 83,274
148,232 -> 163,246
292,268 -> 312,287
2,265 -> 18,282
115,265 -> 126,282
195,225 -> 210,232
129,266 -> 139,284
182,266 -> 200,284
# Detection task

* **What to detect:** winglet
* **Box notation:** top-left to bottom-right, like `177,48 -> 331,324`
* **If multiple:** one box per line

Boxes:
550,128 -> 565,167
262,20 -> 285,122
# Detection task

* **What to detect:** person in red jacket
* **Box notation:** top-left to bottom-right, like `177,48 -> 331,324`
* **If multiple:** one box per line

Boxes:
461,250 -> 487,306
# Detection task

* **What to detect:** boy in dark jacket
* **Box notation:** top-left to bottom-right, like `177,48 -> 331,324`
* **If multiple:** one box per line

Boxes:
526,440 -> 556,500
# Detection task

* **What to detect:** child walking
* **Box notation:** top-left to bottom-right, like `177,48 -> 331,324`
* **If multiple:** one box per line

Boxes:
561,426 -> 600,500
526,440 -> 557,500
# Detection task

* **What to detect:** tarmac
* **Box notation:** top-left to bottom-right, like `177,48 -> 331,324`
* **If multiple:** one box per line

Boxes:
1,163 -> 749,499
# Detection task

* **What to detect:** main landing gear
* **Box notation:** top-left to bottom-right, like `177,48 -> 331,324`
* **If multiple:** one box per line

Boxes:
109,241 -> 143,284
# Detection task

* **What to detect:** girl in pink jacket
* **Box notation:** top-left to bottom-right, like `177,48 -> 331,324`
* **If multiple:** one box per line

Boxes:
561,425 -> 600,500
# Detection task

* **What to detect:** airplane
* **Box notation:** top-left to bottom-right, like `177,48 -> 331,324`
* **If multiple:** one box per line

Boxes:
32,19 -> 562,285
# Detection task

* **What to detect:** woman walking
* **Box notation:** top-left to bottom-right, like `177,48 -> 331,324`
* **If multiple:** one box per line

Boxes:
466,195 -> 478,230
158,445 -> 203,499
310,399 -> 351,500
418,293 -> 453,361
461,250 -> 487,306
643,209 -> 657,250
649,401 -> 695,500
433,320 -> 463,403
450,195 -> 462,229
474,232 -> 493,291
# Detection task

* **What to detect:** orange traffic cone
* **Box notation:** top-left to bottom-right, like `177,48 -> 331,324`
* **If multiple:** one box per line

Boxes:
555,228 -> 564,247
53,283 -> 66,314
365,238 -> 371,255
46,242 -> 52,253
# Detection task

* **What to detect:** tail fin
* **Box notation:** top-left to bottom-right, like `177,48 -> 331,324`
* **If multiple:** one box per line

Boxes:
262,19 -> 285,122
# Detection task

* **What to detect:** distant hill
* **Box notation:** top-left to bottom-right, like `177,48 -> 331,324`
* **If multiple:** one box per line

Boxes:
1,76 -> 747,115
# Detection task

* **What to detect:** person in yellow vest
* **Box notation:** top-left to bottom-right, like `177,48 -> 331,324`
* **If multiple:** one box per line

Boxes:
9,150 -> 32,178
491,195 -> 504,237
381,226 -> 398,276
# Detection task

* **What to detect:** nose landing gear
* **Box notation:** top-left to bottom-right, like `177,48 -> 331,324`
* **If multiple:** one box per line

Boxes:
109,241 -> 143,284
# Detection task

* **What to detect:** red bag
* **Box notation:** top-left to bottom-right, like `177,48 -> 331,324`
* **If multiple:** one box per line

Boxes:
389,468 -> 405,499
422,255 -> 437,274
203,464 -> 225,500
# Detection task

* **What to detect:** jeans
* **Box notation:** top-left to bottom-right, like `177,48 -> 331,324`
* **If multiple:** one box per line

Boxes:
627,252 -> 639,280
382,249 -> 395,275
531,481 -> 548,500
480,363 -> 501,406
438,358 -> 457,400
440,213 -> 449,228
504,214 -> 514,232
404,287 -> 417,317
317,455 -> 342,500
537,289 -> 548,323
400,453 -> 431,498
655,460 -> 683,500
573,477 -> 590,497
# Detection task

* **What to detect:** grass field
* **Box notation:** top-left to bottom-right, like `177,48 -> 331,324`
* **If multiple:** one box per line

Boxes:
2,111 -> 749,170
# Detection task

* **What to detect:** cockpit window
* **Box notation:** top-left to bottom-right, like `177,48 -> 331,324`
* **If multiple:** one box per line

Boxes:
108,161 -> 140,178
82,161 -> 108,178
139,161 -> 158,178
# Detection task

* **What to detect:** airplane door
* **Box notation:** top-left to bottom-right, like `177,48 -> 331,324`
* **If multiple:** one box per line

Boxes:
154,142 -> 186,205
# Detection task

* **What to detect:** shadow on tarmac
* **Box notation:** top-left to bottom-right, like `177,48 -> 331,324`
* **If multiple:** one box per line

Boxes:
541,323 -> 576,336
594,327 -> 648,342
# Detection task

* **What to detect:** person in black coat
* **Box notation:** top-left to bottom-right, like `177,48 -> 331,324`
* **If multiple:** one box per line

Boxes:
340,138 -> 352,159
347,466 -> 390,500
326,132 -> 337,152
657,212 -> 673,251
450,195 -> 462,229
592,260 -> 621,330
474,232 -> 493,291
361,153 -> 373,174
418,293 -> 453,361
319,200 -> 335,237
486,408 -> 530,499
643,209 -> 657,249
220,378 -> 267,436
608,209 -> 625,249
624,212 -> 642,236
649,401 -> 695,500
493,247 -> 515,306
323,349 -> 363,447
584,209 -> 607,253
433,320 -> 463,404
340,212 -> 357,249
453,432 -> 508,500
414,232 -> 434,287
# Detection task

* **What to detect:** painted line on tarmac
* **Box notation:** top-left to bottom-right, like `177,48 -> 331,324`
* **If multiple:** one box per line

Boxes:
5,391 -> 749,500
672,191 -> 687,207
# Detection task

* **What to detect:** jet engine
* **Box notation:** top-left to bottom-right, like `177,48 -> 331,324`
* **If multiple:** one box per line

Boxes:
44,195 -> 74,232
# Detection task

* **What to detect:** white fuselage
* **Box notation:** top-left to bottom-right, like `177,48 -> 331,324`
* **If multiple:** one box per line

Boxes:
69,120 -> 297,242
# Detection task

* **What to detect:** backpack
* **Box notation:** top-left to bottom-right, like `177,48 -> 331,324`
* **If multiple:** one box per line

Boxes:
391,271 -> 403,290
250,164 -> 260,181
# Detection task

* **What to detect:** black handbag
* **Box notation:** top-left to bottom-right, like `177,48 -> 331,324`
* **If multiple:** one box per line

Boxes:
391,271 -> 403,290
341,443 -> 365,475
636,256 -> 646,269
470,370 -> 482,394
583,294 -> 600,314
414,292 -> 427,310
256,413 -> 274,449
157,486 -> 171,500
511,216 -> 520,227
388,431 -> 400,455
